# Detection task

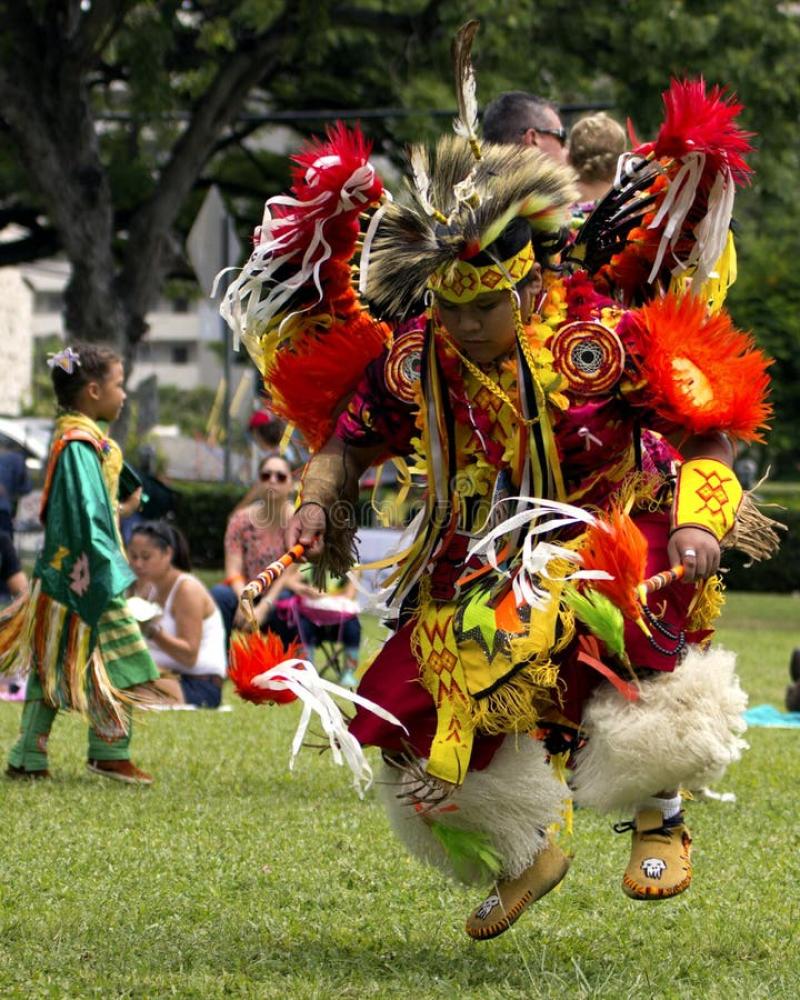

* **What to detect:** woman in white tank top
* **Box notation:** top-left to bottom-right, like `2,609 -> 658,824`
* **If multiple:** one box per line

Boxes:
128,521 -> 227,708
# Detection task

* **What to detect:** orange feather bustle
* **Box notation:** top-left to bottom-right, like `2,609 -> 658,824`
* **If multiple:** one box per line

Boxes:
625,293 -> 772,443
580,508 -> 648,623
228,630 -> 303,705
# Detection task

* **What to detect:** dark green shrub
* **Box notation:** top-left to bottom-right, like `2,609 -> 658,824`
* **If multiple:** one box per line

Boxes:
723,507 -> 799,592
172,480 -> 245,569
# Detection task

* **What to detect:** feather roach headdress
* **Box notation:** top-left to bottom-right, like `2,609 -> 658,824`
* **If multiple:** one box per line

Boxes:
361,20 -> 576,318
363,136 -> 577,318
572,78 -> 754,308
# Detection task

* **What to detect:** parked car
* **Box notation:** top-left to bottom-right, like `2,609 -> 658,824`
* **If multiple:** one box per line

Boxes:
0,417 -> 52,477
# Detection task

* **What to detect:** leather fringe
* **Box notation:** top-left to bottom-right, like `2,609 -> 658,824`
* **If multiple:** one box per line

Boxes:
724,489 -> 785,565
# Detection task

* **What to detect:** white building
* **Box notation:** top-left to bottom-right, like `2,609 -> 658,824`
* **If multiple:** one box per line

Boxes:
18,257 -> 235,394
0,266 -> 34,415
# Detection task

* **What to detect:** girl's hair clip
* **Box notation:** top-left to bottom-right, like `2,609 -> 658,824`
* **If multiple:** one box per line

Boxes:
46,347 -> 81,374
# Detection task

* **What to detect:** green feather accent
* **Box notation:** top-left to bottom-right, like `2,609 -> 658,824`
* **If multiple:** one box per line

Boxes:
563,586 -> 627,661
429,822 -> 503,881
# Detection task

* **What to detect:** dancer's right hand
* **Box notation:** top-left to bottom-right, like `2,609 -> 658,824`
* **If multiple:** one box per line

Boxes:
287,502 -> 326,559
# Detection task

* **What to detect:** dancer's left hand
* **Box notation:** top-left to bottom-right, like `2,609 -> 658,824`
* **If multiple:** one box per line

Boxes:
667,526 -> 720,583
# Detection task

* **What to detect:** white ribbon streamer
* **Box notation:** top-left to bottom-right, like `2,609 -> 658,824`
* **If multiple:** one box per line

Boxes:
578,426 -> 603,451
358,193 -> 393,297
466,496 -> 612,610
647,153 -> 705,284
252,659 -> 406,798
689,170 -> 735,292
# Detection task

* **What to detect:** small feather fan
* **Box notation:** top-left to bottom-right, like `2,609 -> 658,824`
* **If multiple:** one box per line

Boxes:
578,507 -> 648,624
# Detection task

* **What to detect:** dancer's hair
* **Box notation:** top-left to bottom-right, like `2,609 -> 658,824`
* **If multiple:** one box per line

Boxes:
52,342 -> 121,409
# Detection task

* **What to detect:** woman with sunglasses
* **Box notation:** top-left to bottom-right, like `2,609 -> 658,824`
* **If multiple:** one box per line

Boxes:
211,454 -> 307,644
128,521 -> 226,708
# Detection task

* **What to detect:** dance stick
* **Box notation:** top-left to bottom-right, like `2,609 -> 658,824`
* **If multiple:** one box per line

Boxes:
239,543 -> 306,624
637,564 -> 685,605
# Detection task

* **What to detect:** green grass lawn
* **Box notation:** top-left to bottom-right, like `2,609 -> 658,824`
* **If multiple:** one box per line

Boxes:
1,592 -> 799,998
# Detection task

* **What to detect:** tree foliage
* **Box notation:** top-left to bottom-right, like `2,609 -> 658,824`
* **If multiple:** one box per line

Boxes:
0,0 -> 798,463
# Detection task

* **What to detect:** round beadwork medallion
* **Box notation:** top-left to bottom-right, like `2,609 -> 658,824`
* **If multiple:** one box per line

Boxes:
550,321 -> 625,395
384,329 -> 424,403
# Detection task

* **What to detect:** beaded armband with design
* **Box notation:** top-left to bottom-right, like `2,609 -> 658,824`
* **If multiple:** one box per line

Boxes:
671,457 -> 743,542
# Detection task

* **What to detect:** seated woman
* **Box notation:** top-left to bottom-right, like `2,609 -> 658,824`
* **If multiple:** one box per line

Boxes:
211,453 -> 306,646
129,521 -> 227,709
293,571 -> 362,688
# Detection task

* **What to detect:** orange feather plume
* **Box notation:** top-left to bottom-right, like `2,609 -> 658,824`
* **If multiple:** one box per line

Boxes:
625,293 -> 772,443
580,507 -> 648,623
228,630 -> 303,705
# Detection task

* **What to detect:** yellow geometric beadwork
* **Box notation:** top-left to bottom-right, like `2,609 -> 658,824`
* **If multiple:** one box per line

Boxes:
672,458 -> 743,541
413,601 -> 475,785
429,243 -> 535,304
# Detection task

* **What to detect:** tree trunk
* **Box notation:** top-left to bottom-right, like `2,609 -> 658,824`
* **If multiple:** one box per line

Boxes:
0,5 -> 128,353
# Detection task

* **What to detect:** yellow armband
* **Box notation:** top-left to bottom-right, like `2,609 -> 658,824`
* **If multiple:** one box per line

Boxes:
671,458 -> 743,542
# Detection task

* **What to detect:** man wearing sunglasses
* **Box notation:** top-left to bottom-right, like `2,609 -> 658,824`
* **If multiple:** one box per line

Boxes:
482,90 -> 568,165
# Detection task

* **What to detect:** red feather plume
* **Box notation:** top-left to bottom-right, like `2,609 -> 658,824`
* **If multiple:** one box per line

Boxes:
267,122 -> 384,264
228,630 -> 303,705
250,123 -> 391,450
624,293 -> 772,443
595,80 -> 754,304
580,508 -> 648,623
647,79 -> 753,186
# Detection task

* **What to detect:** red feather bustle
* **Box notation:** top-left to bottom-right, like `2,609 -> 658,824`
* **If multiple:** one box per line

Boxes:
268,285 -> 391,452
579,508 -> 648,624
228,630 -> 303,705
267,125 -> 391,449
623,293 -> 772,443
597,79 -> 754,304
226,123 -> 390,451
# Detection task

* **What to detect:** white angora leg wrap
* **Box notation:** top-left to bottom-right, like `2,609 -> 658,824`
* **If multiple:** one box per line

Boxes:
571,645 -> 748,815
377,735 -> 569,884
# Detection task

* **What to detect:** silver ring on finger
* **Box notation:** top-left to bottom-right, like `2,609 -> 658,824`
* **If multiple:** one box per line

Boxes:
683,548 -> 697,558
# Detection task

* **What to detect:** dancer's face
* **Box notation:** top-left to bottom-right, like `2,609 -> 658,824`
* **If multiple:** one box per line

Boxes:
82,361 -> 127,422
435,271 -> 540,366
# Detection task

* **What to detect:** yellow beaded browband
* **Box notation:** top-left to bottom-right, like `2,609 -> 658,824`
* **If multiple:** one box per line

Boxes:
429,243 -> 536,304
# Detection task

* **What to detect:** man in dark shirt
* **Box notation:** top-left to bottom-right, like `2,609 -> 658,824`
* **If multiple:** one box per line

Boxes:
0,451 -> 32,537
0,530 -> 28,699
